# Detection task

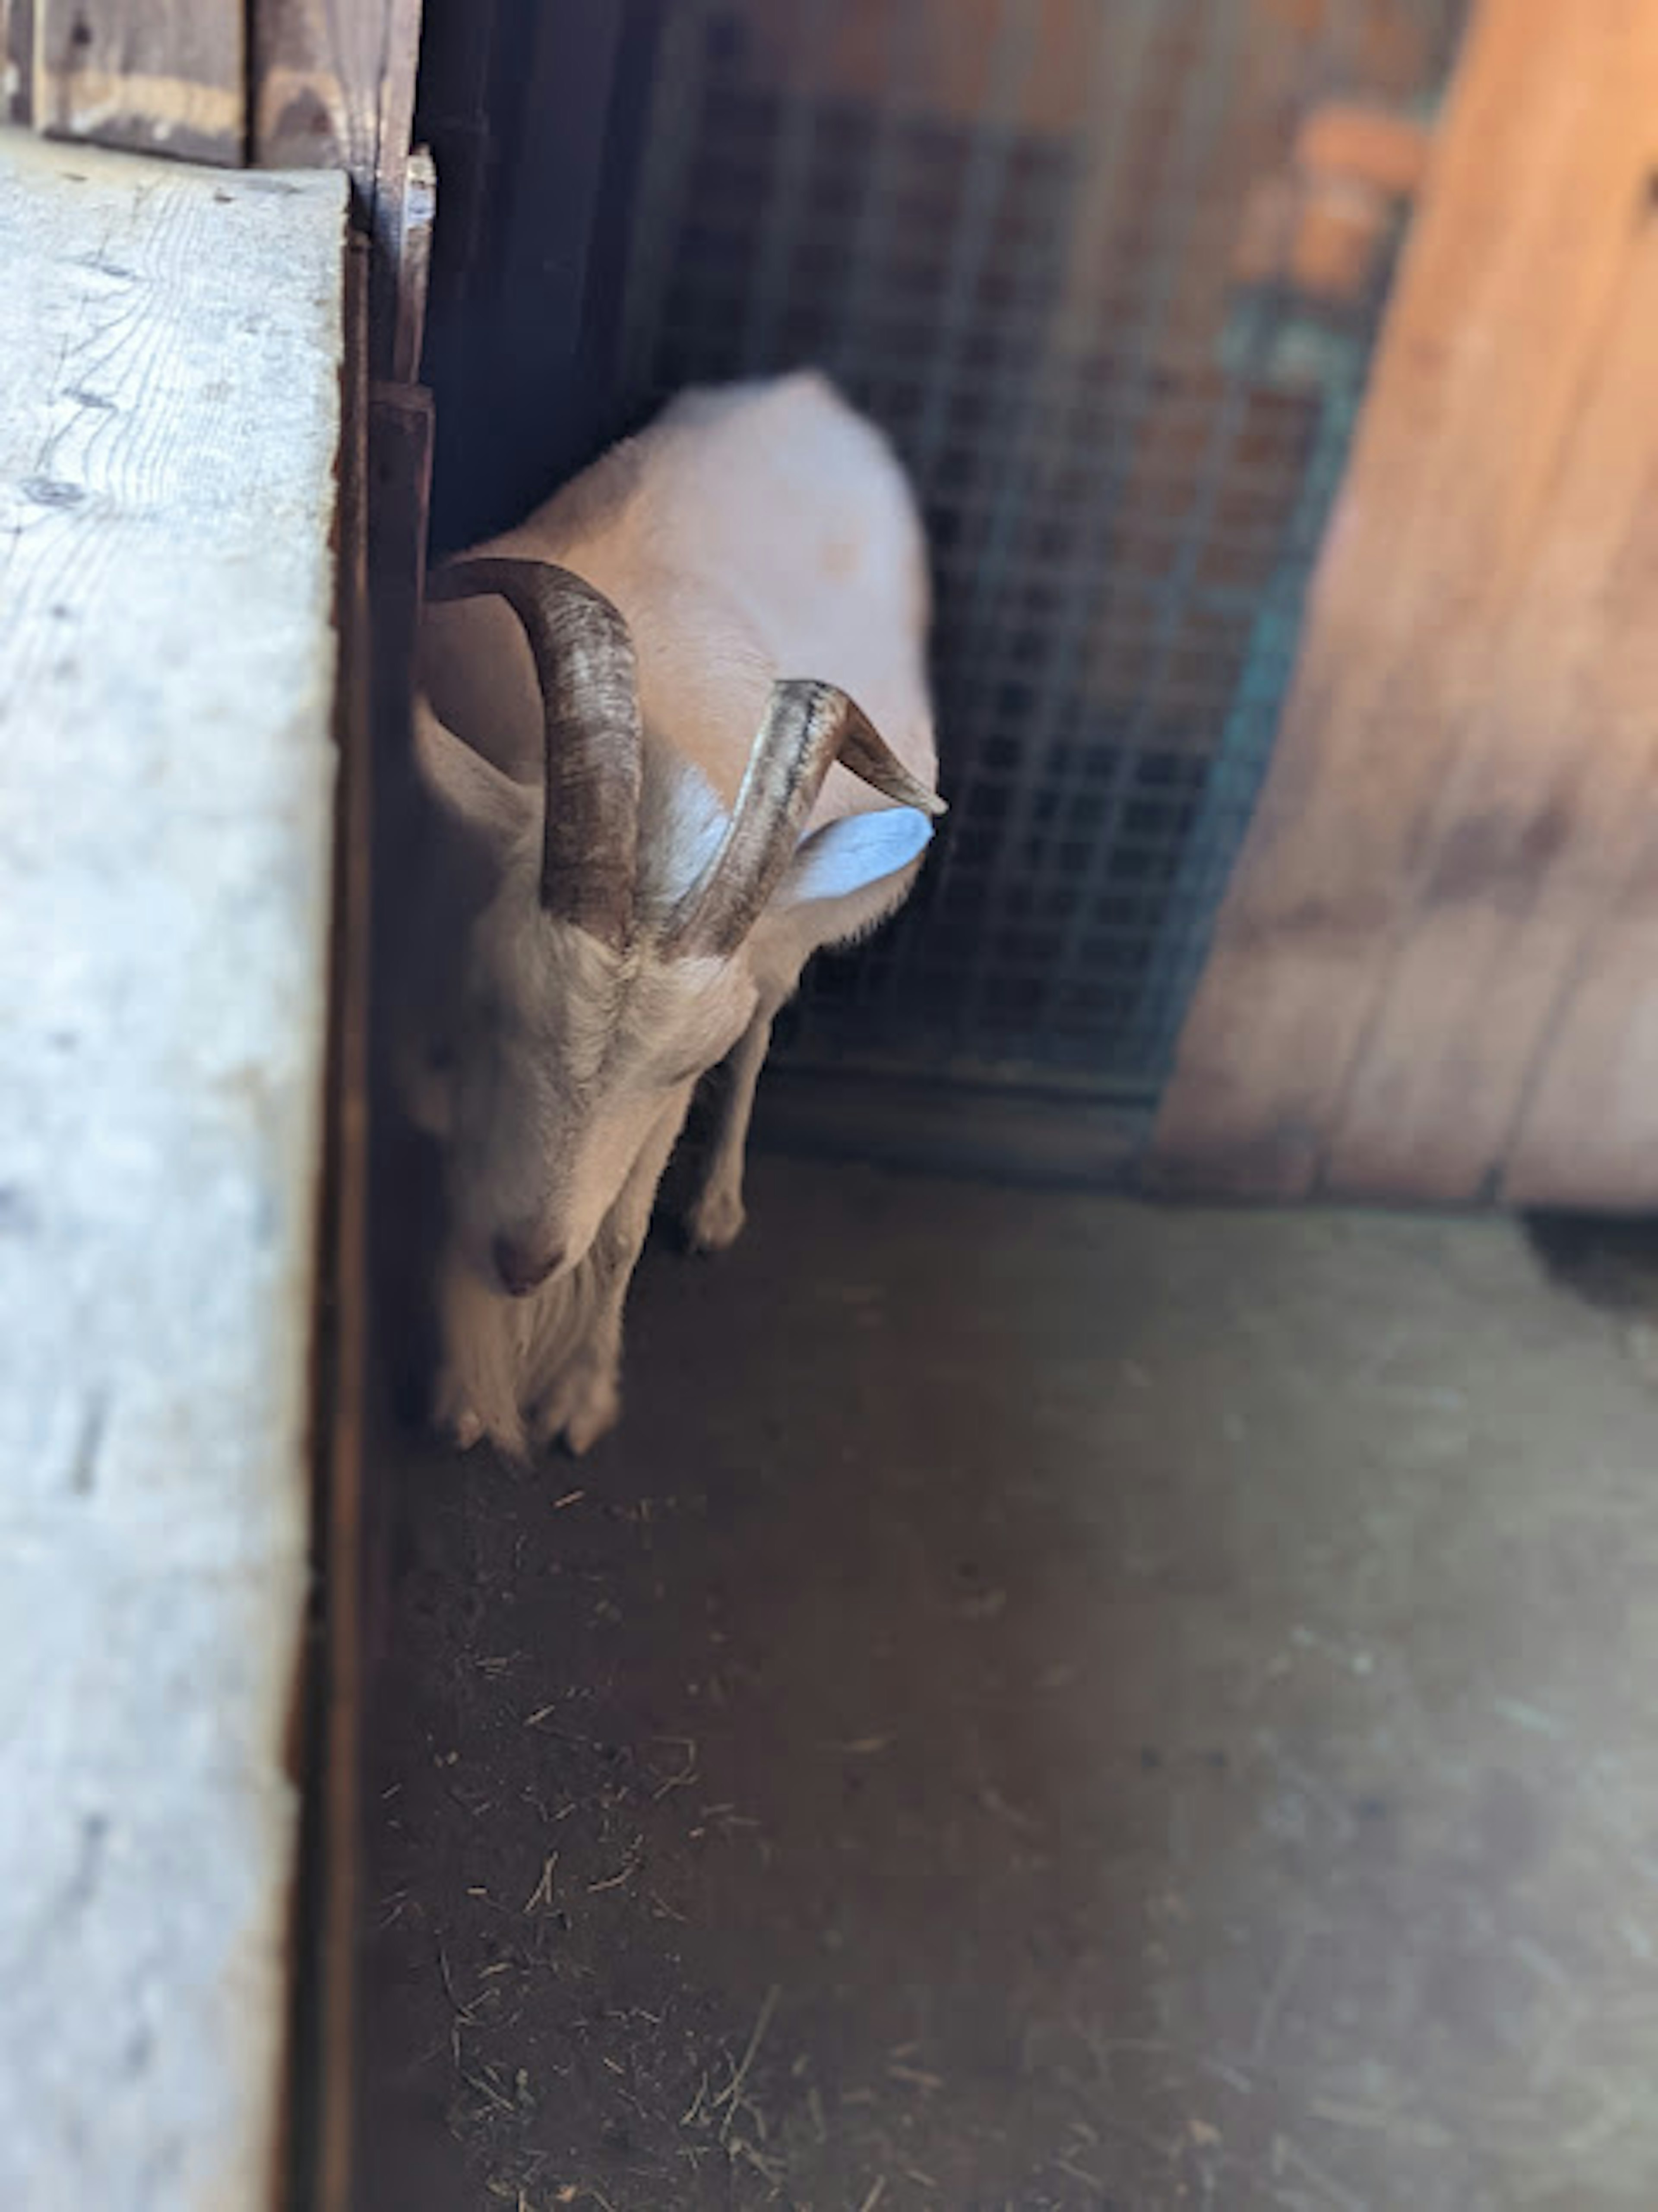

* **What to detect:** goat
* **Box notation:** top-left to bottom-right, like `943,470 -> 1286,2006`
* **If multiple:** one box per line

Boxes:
395,373 -> 944,1459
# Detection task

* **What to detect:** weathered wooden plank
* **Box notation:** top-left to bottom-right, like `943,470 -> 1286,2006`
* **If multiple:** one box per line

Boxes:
1153,0 -> 1658,1199
1325,207 -> 1658,1199
252,0 -> 382,177
387,139 -> 434,384
295,228 -> 373,2212
0,129 -> 346,2207
32,0 -> 245,163
288,301 -> 433,2212
251,0 -> 423,372
369,0 -> 420,218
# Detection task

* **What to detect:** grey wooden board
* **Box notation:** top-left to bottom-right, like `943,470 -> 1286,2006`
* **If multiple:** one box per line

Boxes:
0,128 -> 345,2209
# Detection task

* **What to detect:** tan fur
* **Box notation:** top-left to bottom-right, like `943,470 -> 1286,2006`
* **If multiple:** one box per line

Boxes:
399,376 -> 940,1459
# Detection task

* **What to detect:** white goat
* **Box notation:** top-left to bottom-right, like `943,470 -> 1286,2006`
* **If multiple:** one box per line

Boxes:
398,373 -> 943,1459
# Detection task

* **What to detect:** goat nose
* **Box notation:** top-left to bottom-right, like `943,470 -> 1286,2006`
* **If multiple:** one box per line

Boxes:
493,1233 -> 563,1297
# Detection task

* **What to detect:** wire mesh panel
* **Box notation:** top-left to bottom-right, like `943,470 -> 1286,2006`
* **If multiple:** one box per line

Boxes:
618,0 -> 1466,1105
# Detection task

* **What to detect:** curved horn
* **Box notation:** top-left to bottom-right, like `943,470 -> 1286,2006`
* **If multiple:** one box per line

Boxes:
427,557 -> 643,948
666,678 -> 946,958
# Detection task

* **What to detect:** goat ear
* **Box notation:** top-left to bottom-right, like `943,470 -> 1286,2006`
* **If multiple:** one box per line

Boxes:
413,697 -> 533,864
771,805 -> 934,912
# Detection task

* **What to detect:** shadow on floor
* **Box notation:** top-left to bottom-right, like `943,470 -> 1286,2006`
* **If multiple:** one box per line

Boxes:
358,1157 -> 1658,2212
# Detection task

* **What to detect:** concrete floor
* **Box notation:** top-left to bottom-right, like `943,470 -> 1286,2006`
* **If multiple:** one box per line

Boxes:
358,1158 -> 1658,2211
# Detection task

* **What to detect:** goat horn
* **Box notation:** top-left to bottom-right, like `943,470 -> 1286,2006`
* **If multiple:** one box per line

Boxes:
667,679 -> 945,957
427,558 -> 642,948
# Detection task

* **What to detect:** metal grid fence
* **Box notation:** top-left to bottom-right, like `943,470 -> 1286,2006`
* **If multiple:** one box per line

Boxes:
618,0 -> 1466,1105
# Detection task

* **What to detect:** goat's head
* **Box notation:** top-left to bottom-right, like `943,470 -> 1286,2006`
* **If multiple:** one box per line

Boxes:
410,557 -> 943,1298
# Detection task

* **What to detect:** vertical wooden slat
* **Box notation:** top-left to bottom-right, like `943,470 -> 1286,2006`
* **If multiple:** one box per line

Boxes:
1152,0 -> 1658,1202
1324,214 -> 1658,1199
288,284 -> 436,2212
366,0 -> 421,368
251,0 -> 423,374
387,140 -> 435,385
305,227 -> 374,2212
31,0 -> 245,162
252,0 -> 392,178
291,246 -> 433,2212
414,0 -> 658,554
250,5 -> 430,2196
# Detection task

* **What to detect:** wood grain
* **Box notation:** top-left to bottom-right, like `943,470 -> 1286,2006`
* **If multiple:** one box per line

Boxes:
251,0 -> 418,203
252,0 -> 383,177
385,137 -> 433,384
0,126 -> 346,2206
32,0 -> 244,163
1153,0 -> 1658,1201
251,0 -> 424,374
1325,207 -> 1658,1199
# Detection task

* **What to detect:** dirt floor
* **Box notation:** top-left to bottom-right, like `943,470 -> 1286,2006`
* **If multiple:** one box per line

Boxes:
357,1156 -> 1658,2212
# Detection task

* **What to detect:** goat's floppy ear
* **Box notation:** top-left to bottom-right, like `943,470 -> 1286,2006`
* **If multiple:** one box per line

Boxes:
413,696 -> 534,865
771,804 -> 935,913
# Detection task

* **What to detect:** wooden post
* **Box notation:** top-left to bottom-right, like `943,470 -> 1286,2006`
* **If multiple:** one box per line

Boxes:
251,2 -> 433,2201
291,225 -> 374,2212
250,0 -> 426,375
1153,0 -> 1658,1207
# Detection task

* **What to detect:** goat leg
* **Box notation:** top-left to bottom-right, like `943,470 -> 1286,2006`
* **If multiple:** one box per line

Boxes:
683,1001 -> 778,1254
527,1093 -> 694,1454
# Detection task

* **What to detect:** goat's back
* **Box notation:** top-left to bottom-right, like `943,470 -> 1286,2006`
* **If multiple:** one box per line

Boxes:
425,376 -> 936,823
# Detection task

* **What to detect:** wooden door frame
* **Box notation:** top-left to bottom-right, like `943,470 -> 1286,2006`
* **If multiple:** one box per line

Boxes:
1153,0 -> 1658,1211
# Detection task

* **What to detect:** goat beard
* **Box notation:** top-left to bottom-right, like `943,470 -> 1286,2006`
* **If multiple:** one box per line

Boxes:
433,1237 -> 616,1461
